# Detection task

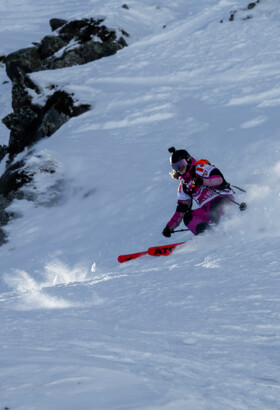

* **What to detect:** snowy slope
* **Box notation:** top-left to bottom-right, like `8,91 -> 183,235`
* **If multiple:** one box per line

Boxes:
1,1 -> 280,409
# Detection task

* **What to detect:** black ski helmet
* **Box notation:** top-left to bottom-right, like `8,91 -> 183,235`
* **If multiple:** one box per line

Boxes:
168,147 -> 191,167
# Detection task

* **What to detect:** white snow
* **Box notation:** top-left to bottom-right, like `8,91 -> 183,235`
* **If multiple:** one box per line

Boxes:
1,0 -> 280,409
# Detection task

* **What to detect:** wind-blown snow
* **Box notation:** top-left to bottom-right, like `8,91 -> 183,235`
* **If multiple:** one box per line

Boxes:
1,0 -> 280,409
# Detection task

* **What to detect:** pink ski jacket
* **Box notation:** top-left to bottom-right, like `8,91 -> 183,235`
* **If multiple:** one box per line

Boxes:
167,159 -> 233,230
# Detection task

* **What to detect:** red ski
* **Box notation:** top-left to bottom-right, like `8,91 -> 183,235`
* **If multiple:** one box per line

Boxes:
118,242 -> 185,263
118,250 -> 148,263
148,242 -> 185,256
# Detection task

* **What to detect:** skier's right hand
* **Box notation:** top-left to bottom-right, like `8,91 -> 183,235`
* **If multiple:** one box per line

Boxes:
162,225 -> 174,238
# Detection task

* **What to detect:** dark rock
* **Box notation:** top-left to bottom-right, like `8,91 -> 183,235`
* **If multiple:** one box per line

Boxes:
120,29 -> 129,38
0,16 -> 128,238
122,4 -> 129,9
0,160 -> 32,197
9,68 -> 40,112
248,2 -> 259,9
44,90 -> 76,116
1,16 -> 128,159
4,18 -> 127,78
4,18 -> 128,79
0,228 -> 8,245
248,2 -> 256,9
2,89 -> 91,157
40,107 -> 70,137
0,145 -> 8,161
49,18 -> 67,31
227,1 -> 260,21
72,103 -> 91,117
37,35 -> 68,59
3,105 -> 40,155
49,39 -> 125,69
5,47 -> 40,79
58,18 -> 105,42
13,65 -> 40,93
229,11 -> 236,21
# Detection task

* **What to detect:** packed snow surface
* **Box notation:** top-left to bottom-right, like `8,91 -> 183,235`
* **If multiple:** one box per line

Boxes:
1,0 -> 280,409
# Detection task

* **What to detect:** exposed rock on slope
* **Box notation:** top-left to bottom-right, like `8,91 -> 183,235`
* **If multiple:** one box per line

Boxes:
2,17 -> 128,158
0,17 -> 129,242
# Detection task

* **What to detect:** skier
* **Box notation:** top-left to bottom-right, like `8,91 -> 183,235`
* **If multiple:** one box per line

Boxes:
162,147 -> 234,237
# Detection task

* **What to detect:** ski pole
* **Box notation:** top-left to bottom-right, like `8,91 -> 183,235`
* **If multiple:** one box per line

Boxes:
205,186 -> 247,211
173,228 -> 189,233
232,185 -> 247,193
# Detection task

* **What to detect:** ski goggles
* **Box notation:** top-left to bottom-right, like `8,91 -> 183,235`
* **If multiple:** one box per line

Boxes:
172,158 -> 188,171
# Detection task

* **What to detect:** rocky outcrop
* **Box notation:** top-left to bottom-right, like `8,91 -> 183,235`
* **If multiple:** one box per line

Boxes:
4,18 -> 128,76
0,17 -> 129,242
2,86 -> 91,157
2,17 -> 128,158
220,0 -> 260,22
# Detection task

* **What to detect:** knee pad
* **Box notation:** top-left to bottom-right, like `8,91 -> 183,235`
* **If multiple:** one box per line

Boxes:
196,222 -> 210,235
176,203 -> 190,213
183,210 -> 193,226
210,197 -> 227,223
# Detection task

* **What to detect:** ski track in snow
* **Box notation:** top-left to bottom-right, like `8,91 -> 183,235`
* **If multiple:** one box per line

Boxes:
2,236 -> 280,409
1,0 -> 280,409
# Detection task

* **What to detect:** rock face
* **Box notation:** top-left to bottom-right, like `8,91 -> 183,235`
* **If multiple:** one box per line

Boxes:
220,0 -> 261,22
2,86 -> 91,156
4,18 -> 128,76
2,17 -> 128,158
0,17 -> 129,242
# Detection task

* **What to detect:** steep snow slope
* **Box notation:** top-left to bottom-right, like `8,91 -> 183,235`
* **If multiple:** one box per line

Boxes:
1,1 -> 280,409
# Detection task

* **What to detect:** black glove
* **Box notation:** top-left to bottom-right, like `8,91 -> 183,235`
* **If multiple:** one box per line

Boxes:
162,225 -> 174,238
192,177 -> 203,188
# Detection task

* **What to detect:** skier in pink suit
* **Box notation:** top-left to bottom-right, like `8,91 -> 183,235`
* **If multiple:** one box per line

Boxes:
162,147 -> 234,237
